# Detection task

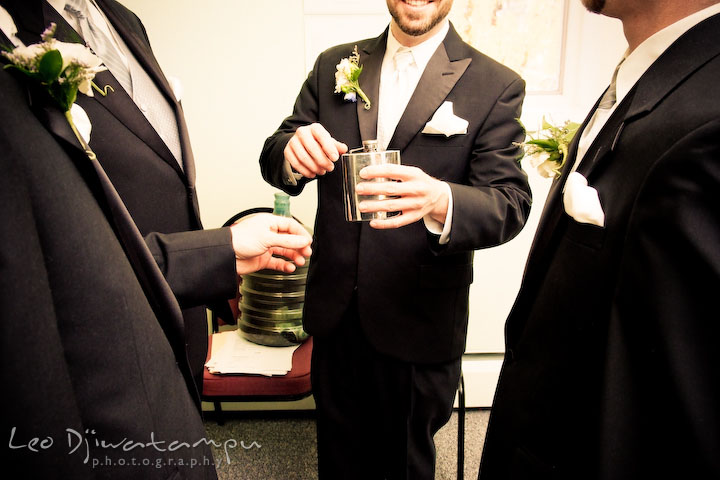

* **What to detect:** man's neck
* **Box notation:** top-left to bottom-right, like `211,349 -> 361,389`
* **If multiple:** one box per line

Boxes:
621,0 -> 719,51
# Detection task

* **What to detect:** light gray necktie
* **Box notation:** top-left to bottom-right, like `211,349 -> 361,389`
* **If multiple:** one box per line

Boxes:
597,59 -> 624,110
378,47 -> 416,150
64,0 -> 133,95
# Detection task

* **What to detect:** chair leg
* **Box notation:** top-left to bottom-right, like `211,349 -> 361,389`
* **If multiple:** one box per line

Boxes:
457,371 -> 465,480
213,401 -> 226,426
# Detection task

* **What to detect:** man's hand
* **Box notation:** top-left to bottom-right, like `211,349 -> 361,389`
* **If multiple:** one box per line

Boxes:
284,123 -> 348,178
229,213 -> 313,275
356,164 -> 449,229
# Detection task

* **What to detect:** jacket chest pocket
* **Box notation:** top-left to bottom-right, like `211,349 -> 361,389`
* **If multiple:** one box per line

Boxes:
564,216 -> 606,251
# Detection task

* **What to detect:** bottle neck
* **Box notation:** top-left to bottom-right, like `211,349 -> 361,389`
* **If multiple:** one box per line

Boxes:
273,193 -> 292,217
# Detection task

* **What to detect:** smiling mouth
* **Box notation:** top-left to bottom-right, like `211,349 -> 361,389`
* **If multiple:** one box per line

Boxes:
403,0 -> 433,6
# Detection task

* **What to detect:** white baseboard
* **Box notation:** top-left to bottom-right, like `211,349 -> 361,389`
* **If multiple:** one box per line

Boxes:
456,354 -> 504,408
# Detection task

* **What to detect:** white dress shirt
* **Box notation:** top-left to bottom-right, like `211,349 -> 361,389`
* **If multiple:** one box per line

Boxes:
573,3 -> 720,171
378,21 -> 449,150
0,5 -> 23,47
380,21 -> 454,243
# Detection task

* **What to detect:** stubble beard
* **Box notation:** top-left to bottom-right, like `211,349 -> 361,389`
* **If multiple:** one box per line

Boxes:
387,0 -> 453,37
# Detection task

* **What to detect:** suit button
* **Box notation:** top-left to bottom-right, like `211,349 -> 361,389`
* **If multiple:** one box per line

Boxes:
506,348 -> 515,363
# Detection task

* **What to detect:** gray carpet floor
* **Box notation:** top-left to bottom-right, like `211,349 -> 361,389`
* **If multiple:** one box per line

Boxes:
203,409 -> 489,480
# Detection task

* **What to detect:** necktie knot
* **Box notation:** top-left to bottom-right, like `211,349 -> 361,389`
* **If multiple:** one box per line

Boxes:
393,47 -> 414,73
64,1 -> 87,20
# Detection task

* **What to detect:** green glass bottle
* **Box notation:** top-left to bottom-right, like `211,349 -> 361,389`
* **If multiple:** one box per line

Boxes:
238,192 -> 310,346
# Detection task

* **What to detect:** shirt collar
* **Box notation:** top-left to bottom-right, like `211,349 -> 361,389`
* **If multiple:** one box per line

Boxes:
615,4 -> 720,103
385,19 -> 449,73
0,5 -> 22,47
47,0 -> 70,15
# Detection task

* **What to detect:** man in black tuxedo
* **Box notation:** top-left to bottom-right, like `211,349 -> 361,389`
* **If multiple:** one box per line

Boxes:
478,1 -> 720,479
260,0 -> 531,477
0,0 -> 239,388
0,25 -> 311,480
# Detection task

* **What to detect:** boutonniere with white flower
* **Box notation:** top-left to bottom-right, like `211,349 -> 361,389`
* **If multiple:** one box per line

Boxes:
2,23 -> 111,154
517,117 -> 580,178
334,45 -> 371,110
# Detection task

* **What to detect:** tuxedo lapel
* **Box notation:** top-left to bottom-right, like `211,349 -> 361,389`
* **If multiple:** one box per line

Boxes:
390,25 -> 471,151
12,1 -> 185,177
87,155 -> 201,406
29,89 -> 199,405
626,12 -> 720,122
96,0 -> 174,100
0,26 -> 13,48
505,112 -> 587,345
521,116 -> 585,267
86,68 -> 182,174
97,0 -> 197,182
357,32 -> 386,144
576,13 -> 720,180
575,94 -> 634,179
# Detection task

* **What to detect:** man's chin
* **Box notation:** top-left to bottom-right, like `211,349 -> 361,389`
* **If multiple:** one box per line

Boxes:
389,0 -> 451,38
582,0 -> 606,14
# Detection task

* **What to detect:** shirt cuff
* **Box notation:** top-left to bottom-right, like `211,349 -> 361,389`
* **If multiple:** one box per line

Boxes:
423,182 -> 453,245
283,159 -> 302,186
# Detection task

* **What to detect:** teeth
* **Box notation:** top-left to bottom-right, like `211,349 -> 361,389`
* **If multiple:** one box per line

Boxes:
405,0 -> 430,5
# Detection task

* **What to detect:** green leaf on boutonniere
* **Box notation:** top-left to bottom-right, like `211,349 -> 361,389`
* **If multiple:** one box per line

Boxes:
517,117 -> 580,178
38,49 -> 63,84
2,22 -> 109,158
526,138 -> 558,150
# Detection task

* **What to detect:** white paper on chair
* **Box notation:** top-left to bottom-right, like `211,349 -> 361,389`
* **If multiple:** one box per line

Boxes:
205,330 -> 300,376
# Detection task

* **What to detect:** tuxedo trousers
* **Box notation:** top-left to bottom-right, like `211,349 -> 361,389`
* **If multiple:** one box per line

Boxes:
311,296 -> 461,480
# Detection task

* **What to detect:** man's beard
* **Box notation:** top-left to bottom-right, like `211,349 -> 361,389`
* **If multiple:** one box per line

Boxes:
582,0 -> 606,14
387,1 -> 453,37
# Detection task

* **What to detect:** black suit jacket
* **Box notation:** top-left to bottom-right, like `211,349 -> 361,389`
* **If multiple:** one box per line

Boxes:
261,24 -> 531,364
0,0 -> 237,384
480,13 -> 720,480
0,63 -> 216,478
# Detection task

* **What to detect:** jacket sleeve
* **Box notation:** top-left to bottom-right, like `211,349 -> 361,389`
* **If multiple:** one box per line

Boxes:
145,227 -> 237,309
259,52 -> 325,196
440,76 -> 532,253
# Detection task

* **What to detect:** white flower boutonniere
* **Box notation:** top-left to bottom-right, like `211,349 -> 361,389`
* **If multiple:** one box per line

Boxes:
2,23 -> 111,156
334,45 -> 371,110
518,117 -> 580,178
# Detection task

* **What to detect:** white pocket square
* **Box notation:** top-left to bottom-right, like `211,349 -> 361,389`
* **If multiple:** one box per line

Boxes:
563,172 -> 605,227
422,101 -> 468,137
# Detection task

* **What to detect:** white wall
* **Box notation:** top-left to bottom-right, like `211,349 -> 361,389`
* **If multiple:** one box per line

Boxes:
121,0 -> 627,407
121,0 -> 317,229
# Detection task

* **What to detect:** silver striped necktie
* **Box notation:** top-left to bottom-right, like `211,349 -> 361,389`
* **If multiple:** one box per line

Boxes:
64,0 -> 133,96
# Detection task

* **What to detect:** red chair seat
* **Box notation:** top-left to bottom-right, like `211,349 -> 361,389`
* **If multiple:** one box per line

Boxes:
202,335 -> 313,399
